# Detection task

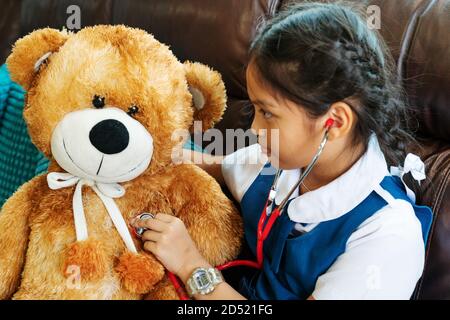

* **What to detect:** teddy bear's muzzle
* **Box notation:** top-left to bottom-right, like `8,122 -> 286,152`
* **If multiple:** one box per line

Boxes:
50,107 -> 153,183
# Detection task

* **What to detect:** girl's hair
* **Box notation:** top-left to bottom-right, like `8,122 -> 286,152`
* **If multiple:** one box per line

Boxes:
249,1 -> 416,167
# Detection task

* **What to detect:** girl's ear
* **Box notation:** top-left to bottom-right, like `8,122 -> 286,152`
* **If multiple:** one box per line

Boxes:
6,28 -> 70,90
325,101 -> 355,140
184,61 -> 226,131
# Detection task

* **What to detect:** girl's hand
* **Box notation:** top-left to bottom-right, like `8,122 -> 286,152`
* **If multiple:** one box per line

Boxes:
130,213 -> 210,282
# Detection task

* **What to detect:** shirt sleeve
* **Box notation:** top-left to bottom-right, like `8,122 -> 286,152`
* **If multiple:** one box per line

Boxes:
221,144 -> 267,202
312,200 -> 425,300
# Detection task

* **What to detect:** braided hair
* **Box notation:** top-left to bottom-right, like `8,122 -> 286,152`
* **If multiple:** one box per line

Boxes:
249,1 -> 416,167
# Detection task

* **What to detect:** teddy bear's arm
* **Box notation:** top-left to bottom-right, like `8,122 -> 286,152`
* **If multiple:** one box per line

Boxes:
0,175 -> 44,299
167,164 -> 243,268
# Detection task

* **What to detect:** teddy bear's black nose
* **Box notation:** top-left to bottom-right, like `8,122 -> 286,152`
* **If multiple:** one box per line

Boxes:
89,119 -> 129,154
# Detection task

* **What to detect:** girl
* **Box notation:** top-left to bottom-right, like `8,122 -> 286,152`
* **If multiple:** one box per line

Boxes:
131,2 -> 432,300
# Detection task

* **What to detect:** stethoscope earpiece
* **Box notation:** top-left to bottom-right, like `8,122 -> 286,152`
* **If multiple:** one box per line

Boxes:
325,118 -> 335,129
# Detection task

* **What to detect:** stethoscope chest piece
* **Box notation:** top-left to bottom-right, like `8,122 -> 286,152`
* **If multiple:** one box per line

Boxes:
133,212 -> 155,238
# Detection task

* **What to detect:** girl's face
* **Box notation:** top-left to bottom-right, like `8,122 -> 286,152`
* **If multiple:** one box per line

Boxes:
246,62 -> 328,170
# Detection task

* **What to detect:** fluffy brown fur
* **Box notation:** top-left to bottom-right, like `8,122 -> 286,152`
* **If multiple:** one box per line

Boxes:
184,61 -> 226,131
115,252 -> 165,294
0,25 -> 243,300
63,240 -> 109,282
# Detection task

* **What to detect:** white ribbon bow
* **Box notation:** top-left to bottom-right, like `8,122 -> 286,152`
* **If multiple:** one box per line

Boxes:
47,172 -> 137,253
390,153 -> 426,203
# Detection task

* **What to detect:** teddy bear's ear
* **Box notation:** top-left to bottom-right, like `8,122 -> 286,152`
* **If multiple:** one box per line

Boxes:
6,28 -> 70,90
184,61 -> 227,131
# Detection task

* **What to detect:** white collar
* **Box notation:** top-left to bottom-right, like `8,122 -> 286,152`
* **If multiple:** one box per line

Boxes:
276,133 -> 390,224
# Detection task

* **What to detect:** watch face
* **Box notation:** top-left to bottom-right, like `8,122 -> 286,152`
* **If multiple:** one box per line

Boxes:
194,271 -> 211,290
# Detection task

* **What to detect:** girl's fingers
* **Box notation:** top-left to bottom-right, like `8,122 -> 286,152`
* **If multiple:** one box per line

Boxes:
143,240 -> 158,254
142,230 -> 161,242
154,213 -> 175,222
132,216 -> 166,232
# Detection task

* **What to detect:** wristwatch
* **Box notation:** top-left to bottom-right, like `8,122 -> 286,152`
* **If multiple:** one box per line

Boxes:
186,267 -> 223,297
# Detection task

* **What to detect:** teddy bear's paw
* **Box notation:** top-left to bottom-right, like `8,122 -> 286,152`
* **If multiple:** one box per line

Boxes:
145,276 -> 180,300
115,252 -> 165,294
63,240 -> 108,282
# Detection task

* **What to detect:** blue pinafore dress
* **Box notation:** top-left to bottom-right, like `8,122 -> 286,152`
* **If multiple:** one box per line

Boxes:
236,164 -> 433,300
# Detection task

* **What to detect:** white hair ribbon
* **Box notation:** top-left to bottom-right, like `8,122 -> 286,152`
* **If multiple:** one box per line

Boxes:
390,153 -> 426,203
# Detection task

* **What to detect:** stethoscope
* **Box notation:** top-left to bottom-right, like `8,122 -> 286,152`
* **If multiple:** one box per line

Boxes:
133,118 -> 335,299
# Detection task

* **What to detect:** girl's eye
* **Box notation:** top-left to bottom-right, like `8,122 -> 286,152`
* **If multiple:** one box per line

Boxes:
263,111 -> 273,119
127,105 -> 139,117
92,95 -> 105,109
259,108 -> 273,119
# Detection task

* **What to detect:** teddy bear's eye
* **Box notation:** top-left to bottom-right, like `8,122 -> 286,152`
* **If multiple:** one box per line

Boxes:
127,105 -> 139,117
92,95 -> 105,109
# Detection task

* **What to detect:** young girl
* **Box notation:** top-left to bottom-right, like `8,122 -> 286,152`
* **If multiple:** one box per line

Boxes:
131,2 -> 432,300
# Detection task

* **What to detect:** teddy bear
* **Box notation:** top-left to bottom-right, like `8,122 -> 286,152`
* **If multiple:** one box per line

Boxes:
0,25 -> 243,300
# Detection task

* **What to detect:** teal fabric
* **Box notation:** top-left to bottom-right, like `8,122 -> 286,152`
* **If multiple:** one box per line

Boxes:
184,138 -> 204,153
0,65 -> 46,208
0,63 -> 203,209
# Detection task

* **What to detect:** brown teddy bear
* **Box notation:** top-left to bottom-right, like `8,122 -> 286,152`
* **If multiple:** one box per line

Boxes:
0,25 -> 242,300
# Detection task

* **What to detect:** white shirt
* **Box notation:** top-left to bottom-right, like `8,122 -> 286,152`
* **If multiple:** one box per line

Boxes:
222,134 -> 425,300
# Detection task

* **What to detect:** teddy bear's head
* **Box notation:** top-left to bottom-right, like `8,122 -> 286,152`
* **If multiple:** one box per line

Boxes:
6,25 -> 225,182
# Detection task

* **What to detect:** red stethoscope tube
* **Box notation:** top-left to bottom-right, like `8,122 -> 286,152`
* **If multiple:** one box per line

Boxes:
217,203 -> 281,271
137,119 -> 334,300
167,271 -> 190,300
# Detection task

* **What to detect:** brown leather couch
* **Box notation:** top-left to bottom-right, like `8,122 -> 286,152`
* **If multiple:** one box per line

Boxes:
1,0 -> 449,299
